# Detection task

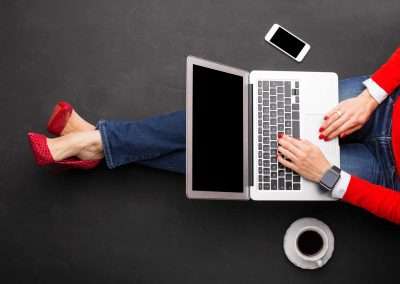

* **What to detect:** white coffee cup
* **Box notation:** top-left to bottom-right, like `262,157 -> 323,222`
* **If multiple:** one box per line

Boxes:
294,226 -> 329,268
283,217 -> 334,270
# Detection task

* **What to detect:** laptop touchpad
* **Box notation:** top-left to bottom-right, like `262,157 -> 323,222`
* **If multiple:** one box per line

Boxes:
301,114 -> 338,159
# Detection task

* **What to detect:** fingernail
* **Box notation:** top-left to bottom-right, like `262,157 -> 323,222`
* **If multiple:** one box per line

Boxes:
278,133 -> 283,139
319,134 -> 324,139
324,116 -> 328,120
324,137 -> 330,141
319,127 -> 324,132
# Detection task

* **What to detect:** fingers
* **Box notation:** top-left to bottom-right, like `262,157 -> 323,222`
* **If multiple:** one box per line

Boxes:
320,113 -> 349,140
324,106 -> 340,121
277,145 -> 297,161
277,154 -> 298,172
340,125 -> 361,138
278,135 -> 303,155
321,105 -> 341,130
324,118 -> 354,140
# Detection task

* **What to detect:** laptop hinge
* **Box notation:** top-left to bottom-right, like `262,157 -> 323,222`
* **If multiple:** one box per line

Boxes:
248,83 -> 253,186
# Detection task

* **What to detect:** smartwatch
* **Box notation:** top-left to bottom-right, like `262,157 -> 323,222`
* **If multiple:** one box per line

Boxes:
319,165 -> 341,191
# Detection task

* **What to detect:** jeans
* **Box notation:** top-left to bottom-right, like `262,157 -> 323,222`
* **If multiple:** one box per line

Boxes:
97,76 -> 400,190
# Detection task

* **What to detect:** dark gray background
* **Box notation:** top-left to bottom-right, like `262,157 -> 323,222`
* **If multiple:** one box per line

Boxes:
1,0 -> 400,283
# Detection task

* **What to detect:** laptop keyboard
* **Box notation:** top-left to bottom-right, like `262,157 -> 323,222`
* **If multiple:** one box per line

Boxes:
256,80 -> 301,191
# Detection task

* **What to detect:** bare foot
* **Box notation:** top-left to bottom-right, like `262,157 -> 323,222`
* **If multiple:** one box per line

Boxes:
61,110 -> 96,136
47,130 -> 104,161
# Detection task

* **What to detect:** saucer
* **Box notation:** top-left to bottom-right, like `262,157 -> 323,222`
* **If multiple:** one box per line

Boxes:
283,217 -> 335,269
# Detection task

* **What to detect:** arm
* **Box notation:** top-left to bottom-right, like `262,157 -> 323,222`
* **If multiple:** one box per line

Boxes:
277,135 -> 400,225
366,47 -> 400,103
340,175 -> 400,224
320,47 -> 400,140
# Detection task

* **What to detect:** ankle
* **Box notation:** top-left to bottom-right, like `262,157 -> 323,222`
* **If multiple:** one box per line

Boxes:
47,136 -> 80,161
47,131 -> 103,161
60,110 -> 96,135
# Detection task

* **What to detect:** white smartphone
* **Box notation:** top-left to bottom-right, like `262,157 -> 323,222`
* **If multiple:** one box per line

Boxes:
265,23 -> 310,62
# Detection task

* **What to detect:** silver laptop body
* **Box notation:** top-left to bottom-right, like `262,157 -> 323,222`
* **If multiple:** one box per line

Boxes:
186,56 -> 339,201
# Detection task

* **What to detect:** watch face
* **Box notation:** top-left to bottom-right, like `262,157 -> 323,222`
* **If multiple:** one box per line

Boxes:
322,170 -> 339,188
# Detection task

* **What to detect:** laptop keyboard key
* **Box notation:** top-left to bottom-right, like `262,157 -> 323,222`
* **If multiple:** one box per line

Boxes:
278,178 -> 285,190
263,81 -> 269,91
293,183 -> 301,190
292,121 -> 300,138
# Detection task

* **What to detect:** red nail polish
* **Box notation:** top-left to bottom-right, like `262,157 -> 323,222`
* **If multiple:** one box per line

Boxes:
324,137 -> 329,141
319,127 -> 324,132
278,132 -> 283,139
319,134 -> 324,139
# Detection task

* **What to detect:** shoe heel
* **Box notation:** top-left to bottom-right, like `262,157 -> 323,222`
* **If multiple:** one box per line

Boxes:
47,101 -> 73,135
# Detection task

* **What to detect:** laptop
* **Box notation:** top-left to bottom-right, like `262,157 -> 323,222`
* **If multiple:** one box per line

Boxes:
186,56 -> 340,201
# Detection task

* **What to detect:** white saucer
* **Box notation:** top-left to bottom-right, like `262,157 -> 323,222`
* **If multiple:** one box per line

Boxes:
283,217 -> 335,270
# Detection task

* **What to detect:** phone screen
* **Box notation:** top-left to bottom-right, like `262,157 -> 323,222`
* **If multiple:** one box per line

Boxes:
270,27 -> 305,58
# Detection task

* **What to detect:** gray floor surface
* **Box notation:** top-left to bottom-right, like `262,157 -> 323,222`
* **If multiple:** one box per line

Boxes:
1,0 -> 400,283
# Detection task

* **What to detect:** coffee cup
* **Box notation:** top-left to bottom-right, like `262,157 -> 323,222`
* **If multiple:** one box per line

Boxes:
283,217 -> 334,270
295,226 -> 329,267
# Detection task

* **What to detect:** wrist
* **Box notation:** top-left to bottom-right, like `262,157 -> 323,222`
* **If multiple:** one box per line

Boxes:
316,162 -> 331,183
319,165 -> 341,191
359,89 -> 379,111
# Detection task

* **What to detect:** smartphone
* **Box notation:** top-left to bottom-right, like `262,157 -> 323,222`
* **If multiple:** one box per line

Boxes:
265,23 -> 310,62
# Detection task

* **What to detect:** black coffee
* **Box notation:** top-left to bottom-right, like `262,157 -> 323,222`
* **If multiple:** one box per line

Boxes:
296,230 -> 323,256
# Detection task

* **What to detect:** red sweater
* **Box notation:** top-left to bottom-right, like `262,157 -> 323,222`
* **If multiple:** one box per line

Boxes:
342,47 -> 400,224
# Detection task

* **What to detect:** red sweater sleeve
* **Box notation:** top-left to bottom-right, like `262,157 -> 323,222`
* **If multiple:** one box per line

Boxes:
371,47 -> 400,95
342,176 -> 400,224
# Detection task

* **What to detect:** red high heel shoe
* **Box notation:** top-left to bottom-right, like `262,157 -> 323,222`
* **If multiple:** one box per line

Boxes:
27,132 -> 101,170
47,101 -> 73,136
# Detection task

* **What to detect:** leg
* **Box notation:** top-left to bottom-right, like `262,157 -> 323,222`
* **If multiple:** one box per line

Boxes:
339,75 -> 370,102
340,143 -> 384,185
339,77 -> 400,189
340,141 -> 399,190
137,150 -> 185,174
97,111 -> 186,173
47,130 -> 104,161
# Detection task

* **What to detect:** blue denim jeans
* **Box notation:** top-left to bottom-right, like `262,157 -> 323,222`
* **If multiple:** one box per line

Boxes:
97,76 -> 400,189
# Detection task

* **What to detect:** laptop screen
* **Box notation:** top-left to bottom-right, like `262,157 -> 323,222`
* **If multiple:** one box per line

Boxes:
192,64 -> 244,192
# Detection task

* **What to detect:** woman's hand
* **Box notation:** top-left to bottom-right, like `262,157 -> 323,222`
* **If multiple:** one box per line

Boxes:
319,89 -> 378,140
277,134 -> 331,183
